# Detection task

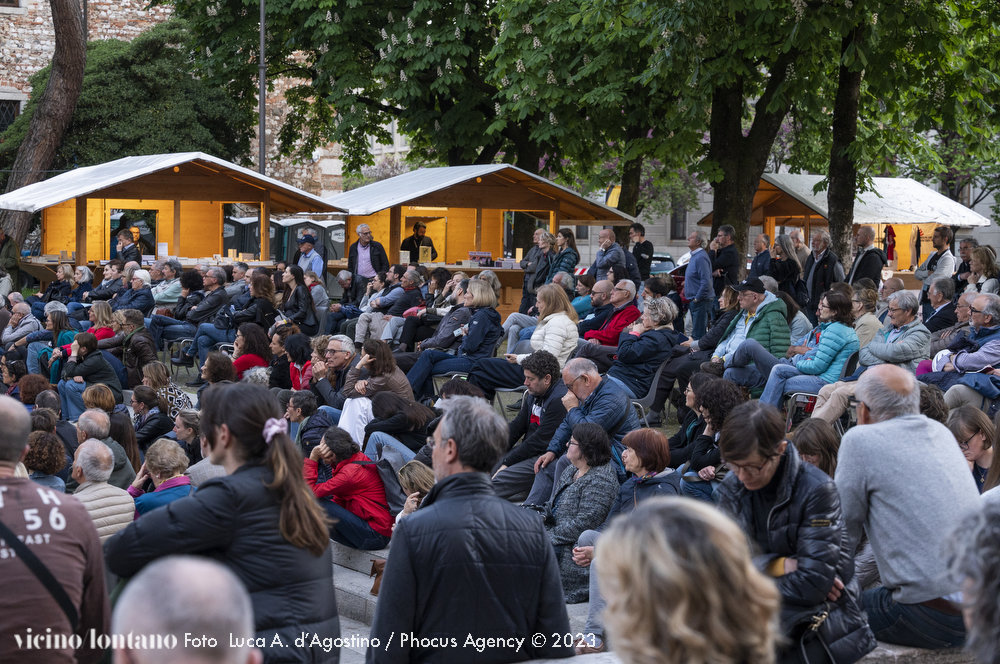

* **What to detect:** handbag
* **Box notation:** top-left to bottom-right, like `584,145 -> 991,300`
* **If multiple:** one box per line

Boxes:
781,605 -> 835,664
0,518 -> 79,630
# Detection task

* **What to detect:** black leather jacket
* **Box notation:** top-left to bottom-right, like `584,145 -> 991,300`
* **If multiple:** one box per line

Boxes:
368,472 -> 573,663
716,444 -> 875,663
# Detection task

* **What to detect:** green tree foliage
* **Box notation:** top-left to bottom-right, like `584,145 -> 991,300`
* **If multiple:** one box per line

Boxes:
0,19 -> 251,190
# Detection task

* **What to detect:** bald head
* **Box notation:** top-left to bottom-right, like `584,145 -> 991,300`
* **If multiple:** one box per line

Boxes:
856,364 -> 920,423
114,556 -> 259,664
880,277 -> 904,298
857,225 -> 875,246
11,302 -> 29,317
0,395 -> 31,463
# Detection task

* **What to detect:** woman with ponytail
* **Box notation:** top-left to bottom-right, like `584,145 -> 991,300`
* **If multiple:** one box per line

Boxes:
105,382 -> 339,663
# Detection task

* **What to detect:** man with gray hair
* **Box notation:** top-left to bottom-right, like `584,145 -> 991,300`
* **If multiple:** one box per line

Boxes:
325,270 -> 361,334
113,555 -> 261,664
802,229 -> 845,324
524,357 -> 639,507
368,395 -> 572,663
0,395 -> 110,661
747,232 -> 771,279
2,301 -> 41,349
311,335 -> 358,414
924,292 -> 1000,409
923,277 -> 957,333
953,236 -> 978,292
811,289 -> 930,422
72,438 -> 135,541
67,408 -> 136,491
836,364 -> 979,649
151,264 -> 229,356
684,229 -> 714,339
378,268 -> 424,346
347,223 -> 389,303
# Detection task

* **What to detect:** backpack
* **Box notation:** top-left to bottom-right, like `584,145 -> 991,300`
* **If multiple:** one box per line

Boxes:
354,446 -> 408,516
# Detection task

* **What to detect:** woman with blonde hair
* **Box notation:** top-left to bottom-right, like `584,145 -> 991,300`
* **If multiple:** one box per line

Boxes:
597,496 -> 780,664
851,286 -> 881,347
964,246 -> 1000,294
467,283 -> 579,399
406,279 -> 501,400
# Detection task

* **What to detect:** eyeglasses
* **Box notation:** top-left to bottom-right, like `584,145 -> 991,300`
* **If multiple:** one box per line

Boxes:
325,348 -> 348,356
970,306 -> 984,315
567,439 -> 579,447
818,303 -> 830,310
613,286 -> 630,292
887,307 -> 903,314
958,432 -> 980,451
724,455 -> 777,474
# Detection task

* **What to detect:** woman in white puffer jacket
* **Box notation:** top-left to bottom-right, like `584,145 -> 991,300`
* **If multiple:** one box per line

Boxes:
465,284 -> 579,399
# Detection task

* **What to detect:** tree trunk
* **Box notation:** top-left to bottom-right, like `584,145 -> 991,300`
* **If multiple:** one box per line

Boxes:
827,29 -> 863,263
0,0 -> 86,246
707,56 -> 795,261
614,151 -> 643,244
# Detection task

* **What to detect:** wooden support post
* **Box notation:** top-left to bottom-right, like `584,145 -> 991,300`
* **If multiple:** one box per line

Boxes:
75,197 -> 88,264
173,199 -> 181,255
389,206 -> 401,264
549,209 -> 560,234
260,192 -> 270,261
475,208 -> 483,251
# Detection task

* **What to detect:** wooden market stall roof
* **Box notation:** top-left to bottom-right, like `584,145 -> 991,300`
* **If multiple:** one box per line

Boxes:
325,164 -> 635,264
0,152 -> 344,263
697,173 -> 992,229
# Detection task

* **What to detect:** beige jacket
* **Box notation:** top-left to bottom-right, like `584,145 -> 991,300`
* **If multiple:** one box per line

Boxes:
74,481 -> 135,541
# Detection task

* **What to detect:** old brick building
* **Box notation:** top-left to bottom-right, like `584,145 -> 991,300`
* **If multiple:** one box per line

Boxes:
0,0 -> 344,196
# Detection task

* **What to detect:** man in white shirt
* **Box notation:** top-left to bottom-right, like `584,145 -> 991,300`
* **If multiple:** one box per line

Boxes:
913,225 -> 956,320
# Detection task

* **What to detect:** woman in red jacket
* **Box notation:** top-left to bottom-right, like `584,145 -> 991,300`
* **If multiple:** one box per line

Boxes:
303,425 -> 392,550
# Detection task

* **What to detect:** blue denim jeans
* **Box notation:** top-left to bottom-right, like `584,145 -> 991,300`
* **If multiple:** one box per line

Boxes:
148,314 -> 197,351
406,349 -> 475,400
689,297 -> 713,340
723,338 -> 783,390
680,477 -> 720,503
759,363 -> 828,408
321,501 -> 391,551
192,323 -> 235,364
364,432 -> 417,463
59,378 -> 88,421
862,587 -> 966,649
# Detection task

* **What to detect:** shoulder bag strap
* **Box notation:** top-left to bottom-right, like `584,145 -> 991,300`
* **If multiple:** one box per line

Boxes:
0,518 -> 79,630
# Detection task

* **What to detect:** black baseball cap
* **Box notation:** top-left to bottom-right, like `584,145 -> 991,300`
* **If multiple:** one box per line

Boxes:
733,277 -> 765,294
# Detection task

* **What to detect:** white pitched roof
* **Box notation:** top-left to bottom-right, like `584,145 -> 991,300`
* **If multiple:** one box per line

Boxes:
0,152 -> 343,214
762,173 -> 991,227
325,164 -> 635,223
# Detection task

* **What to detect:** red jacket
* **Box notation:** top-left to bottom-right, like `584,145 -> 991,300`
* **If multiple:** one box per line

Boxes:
289,360 -> 313,390
584,304 -> 640,346
303,452 -> 393,537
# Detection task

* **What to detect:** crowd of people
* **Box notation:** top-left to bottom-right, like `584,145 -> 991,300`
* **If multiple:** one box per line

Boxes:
2,221 -> 1000,664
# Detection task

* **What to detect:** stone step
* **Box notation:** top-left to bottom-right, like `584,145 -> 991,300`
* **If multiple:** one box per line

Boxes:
330,540 -> 388,575
863,643 -> 972,663
333,563 -> 378,626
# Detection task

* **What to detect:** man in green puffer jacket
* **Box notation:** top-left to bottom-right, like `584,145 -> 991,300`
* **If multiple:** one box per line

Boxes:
707,277 -> 791,388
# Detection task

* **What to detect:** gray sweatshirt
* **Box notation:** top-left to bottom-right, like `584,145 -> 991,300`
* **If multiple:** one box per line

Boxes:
835,414 -> 980,603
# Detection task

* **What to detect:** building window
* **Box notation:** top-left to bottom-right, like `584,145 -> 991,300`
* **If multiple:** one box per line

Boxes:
0,100 -> 20,134
575,225 -> 589,241
670,203 -> 687,241
0,0 -> 20,8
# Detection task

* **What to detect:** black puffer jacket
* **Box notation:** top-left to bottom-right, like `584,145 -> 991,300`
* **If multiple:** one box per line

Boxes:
106,464 -> 339,663
716,444 -> 875,664
368,472 -> 572,663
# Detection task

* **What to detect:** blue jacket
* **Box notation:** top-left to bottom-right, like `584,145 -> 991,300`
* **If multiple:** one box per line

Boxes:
599,469 -> 681,532
459,307 -> 502,360
608,327 -> 684,397
588,243 -> 626,277
112,285 -> 155,315
793,321 -> 859,383
748,250 -> 771,279
547,248 -> 579,282
134,478 -> 195,516
684,248 -> 714,300
67,280 -> 93,304
547,376 -> 640,479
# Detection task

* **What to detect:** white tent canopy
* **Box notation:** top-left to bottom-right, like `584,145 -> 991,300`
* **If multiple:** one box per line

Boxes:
0,152 -> 340,214
763,173 -> 991,227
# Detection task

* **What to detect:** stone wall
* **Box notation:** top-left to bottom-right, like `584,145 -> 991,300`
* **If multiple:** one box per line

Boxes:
0,0 -> 344,197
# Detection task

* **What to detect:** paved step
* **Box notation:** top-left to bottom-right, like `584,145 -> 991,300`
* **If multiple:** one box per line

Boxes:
333,563 -> 378,625
330,540 -> 388,575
